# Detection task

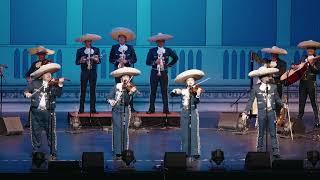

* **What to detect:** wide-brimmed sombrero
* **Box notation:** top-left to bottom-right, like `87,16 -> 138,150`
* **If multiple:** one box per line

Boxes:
29,46 -> 55,55
175,69 -> 205,83
75,33 -> 102,42
110,67 -> 141,78
148,33 -> 173,42
261,46 -> 287,55
110,27 -> 136,41
248,66 -> 279,78
30,63 -> 61,80
298,40 -> 320,49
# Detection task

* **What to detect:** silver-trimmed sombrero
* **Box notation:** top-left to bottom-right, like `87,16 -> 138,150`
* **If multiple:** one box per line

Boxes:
248,66 -> 279,78
175,69 -> 205,83
75,33 -> 102,42
29,46 -> 55,55
110,27 -> 136,41
30,63 -> 61,80
110,67 -> 141,78
298,40 -> 320,49
148,33 -> 173,42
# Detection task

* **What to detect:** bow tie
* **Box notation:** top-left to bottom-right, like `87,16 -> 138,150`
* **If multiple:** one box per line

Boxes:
259,83 -> 271,91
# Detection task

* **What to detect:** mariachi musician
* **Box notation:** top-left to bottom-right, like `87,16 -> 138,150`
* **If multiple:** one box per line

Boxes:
252,46 -> 287,117
24,46 -> 54,128
146,33 -> 178,114
25,46 -> 54,83
292,40 -> 320,128
109,27 -> 137,112
106,67 -> 140,158
24,63 -> 64,160
75,34 -> 101,113
170,69 -> 205,159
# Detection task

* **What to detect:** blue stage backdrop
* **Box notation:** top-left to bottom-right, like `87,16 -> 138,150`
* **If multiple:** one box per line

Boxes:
1,0 -> 320,102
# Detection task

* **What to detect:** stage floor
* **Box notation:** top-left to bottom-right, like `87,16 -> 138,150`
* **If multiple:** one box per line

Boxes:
0,111 -> 320,174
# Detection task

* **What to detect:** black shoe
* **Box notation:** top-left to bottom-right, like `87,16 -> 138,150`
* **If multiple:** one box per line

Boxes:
146,110 -> 155,114
50,153 -> 57,160
163,110 -> 170,114
315,123 -> 320,128
193,155 -> 200,160
131,108 -> 137,113
273,154 -> 281,159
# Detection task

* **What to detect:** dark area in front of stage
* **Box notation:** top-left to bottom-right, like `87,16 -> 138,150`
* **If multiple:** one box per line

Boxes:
0,111 -> 320,177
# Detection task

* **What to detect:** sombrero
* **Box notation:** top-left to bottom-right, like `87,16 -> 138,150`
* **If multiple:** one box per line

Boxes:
110,67 -> 141,78
248,66 -> 279,78
29,46 -> 55,55
175,69 -> 205,83
298,40 -> 320,49
148,33 -> 173,42
261,46 -> 287,55
110,27 -> 136,41
30,63 -> 61,80
75,33 -> 102,42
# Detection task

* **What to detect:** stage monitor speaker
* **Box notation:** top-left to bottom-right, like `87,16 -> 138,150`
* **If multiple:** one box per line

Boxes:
245,152 -> 271,170
48,160 -> 81,174
82,152 -> 104,173
0,117 -> 23,135
272,159 -> 304,170
218,112 -> 241,130
164,152 -> 186,170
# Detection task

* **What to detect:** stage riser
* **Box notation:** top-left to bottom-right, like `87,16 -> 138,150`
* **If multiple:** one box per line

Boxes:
68,112 -> 180,128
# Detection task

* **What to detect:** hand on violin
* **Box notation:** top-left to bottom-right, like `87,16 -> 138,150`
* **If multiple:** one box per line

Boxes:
91,55 -> 100,63
24,92 -> 32,98
80,56 -> 87,64
155,59 -> 161,65
129,86 -> 137,95
108,99 -> 116,107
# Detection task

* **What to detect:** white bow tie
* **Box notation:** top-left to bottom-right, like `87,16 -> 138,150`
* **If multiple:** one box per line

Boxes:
259,83 -> 270,91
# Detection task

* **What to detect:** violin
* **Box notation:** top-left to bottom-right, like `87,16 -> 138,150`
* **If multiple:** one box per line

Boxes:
122,82 -> 136,92
189,84 -> 204,94
48,78 -> 69,86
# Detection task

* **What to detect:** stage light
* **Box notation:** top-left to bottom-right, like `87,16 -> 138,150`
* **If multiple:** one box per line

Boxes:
307,150 -> 320,167
210,149 -> 224,166
121,149 -> 136,166
32,152 -> 46,168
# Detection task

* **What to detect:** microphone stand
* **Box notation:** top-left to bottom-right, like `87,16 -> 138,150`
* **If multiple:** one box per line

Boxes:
188,89 -> 192,158
0,66 -> 4,117
230,89 -> 251,113
47,85 -> 55,157
285,68 -> 293,140
121,89 -> 126,154
265,84 -> 269,155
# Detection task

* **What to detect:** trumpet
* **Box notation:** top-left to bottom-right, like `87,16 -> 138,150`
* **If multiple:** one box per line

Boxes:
118,52 -> 126,68
118,45 -> 128,69
157,53 -> 164,76
84,48 -> 94,70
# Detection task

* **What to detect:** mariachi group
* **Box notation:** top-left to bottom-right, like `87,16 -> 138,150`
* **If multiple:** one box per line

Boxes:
23,26 -> 320,161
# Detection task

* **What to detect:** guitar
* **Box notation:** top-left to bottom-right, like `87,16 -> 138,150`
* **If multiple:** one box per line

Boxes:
280,55 -> 320,86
